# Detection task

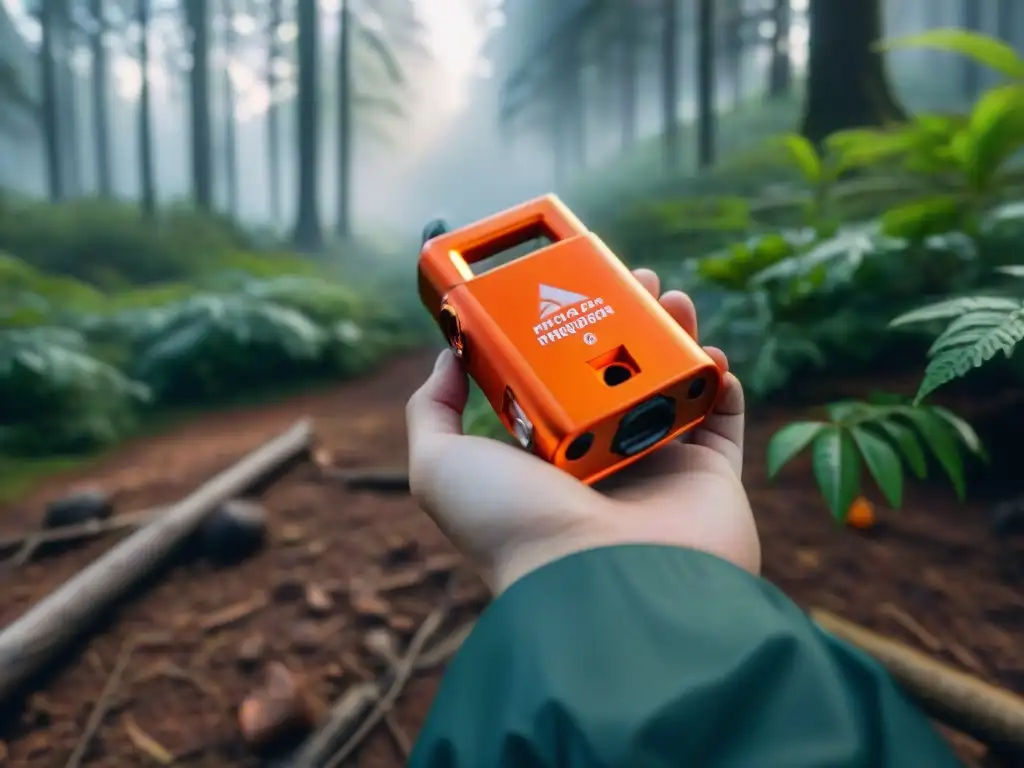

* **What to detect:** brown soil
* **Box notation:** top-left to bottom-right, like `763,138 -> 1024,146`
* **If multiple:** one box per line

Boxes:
0,349 -> 1021,766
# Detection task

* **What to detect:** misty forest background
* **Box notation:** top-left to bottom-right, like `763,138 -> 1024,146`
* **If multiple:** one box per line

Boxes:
3,0 -> 1024,519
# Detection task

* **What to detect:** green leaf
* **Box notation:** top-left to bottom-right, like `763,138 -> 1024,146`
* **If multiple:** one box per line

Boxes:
878,29 -> 1024,80
963,84 -> 1024,189
811,427 -> 861,522
876,420 -> 928,479
890,296 -> 1022,327
776,134 -> 822,185
901,409 -> 966,500
930,406 -> 987,459
766,421 -> 827,477
997,265 -> 1024,277
880,195 -> 963,239
851,426 -> 903,507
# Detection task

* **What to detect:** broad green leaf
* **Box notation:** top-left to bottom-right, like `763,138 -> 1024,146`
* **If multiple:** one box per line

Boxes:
851,426 -> 903,507
876,420 -> 928,479
998,265 -> 1024,277
878,29 -> 1024,80
777,134 -> 822,185
901,409 -> 966,500
811,427 -> 861,522
964,84 -> 1024,190
880,195 -> 962,240
826,127 -> 917,174
931,406 -> 987,459
766,421 -> 827,477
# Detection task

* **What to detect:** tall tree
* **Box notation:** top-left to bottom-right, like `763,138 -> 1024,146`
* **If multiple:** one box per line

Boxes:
88,0 -> 112,196
265,0 -> 282,225
137,0 -> 155,215
660,0 -> 679,169
39,0 -> 63,200
696,0 -> 715,168
961,0 -> 982,99
800,0 -> 906,145
291,0 -> 323,250
618,2 -> 638,151
185,0 -> 213,209
335,0 -> 352,238
767,0 -> 791,98
222,0 -> 238,216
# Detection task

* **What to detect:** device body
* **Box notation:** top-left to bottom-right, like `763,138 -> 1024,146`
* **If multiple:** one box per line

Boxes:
418,194 -> 722,485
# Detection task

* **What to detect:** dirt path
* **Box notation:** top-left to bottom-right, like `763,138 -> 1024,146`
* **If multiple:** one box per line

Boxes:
0,350 -> 1021,765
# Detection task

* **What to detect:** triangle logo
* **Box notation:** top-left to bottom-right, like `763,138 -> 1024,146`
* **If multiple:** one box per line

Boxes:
538,284 -> 588,319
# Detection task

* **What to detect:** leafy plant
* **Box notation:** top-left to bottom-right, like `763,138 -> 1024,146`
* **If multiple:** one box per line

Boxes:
889,266 -> 1024,402
0,327 -> 149,455
767,398 -> 984,521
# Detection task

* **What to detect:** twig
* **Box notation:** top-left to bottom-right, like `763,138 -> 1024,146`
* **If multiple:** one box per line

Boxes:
318,468 -> 409,493
290,683 -> 380,767
878,602 -> 942,652
417,620 -> 475,670
123,713 -> 173,764
198,591 -> 269,633
64,635 -> 139,768
323,599 -> 450,768
0,506 -> 164,564
384,715 -> 413,759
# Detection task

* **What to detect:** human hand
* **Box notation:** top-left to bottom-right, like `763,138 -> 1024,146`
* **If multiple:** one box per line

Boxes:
405,268 -> 759,595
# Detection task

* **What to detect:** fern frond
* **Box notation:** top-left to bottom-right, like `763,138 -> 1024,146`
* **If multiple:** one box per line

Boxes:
916,305 -> 1024,402
890,296 -> 1023,327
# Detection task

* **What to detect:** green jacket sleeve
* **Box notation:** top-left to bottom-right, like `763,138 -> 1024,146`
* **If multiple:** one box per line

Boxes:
410,544 -> 963,768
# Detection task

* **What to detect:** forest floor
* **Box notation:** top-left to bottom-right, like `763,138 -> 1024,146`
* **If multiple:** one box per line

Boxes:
0,349 -> 1022,766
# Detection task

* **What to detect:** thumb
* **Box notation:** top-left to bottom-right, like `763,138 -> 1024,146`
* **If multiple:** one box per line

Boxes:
406,350 -> 469,455
690,372 -> 745,477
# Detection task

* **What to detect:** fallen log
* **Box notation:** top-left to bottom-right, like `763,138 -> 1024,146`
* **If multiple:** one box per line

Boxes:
812,609 -> 1024,755
317,468 -> 409,493
0,419 -> 314,706
0,506 -> 165,564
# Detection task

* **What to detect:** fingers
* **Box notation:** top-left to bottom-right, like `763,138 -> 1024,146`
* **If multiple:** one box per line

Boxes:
406,350 -> 469,460
632,268 -> 660,298
690,372 -> 745,477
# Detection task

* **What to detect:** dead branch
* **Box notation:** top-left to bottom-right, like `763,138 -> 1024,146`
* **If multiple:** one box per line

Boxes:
318,468 -> 409,493
0,506 -> 164,564
198,591 -> 269,633
289,683 -> 380,767
812,609 -> 1024,753
322,600 -> 450,768
64,635 -> 139,768
0,420 -> 314,706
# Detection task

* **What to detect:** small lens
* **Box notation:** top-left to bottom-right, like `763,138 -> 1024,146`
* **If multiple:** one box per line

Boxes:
603,364 -> 633,387
566,432 -> 594,460
687,377 -> 707,399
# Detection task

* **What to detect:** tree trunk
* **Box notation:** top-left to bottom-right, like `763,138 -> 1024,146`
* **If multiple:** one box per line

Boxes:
800,0 -> 907,146
996,0 -> 1014,47
696,0 -> 715,168
185,0 -> 213,210
291,0 -> 323,251
89,0 -> 112,196
137,0 -> 155,216
222,0 -> 238,217
660,0 -> 680,170
58,14 -> 80,196
619,3 -> 637,151
961,0 -> 982,100
767,0 -> 791,98
723,0 -> 743,108
39,0 -> 63,201
266,0 -> 281,225
335,0 -> 351,239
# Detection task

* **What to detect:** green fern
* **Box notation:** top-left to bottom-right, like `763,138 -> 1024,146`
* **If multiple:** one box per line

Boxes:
767,399 -> 984,521
890,287 -> 1024,402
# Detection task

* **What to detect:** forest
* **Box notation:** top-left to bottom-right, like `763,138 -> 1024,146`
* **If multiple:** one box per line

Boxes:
1,0 -> 1024,765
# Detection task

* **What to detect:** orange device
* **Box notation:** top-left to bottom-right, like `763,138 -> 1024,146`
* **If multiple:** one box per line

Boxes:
418,193 -> 722,485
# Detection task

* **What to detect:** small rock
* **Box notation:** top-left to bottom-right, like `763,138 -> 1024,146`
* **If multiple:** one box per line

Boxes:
387,614 -> 417,636
305,539 -> 327,558
291,621 -> 322,654
795,548 -> 821,570
43,489 -> 113,529
237,633 -> 267,668
237,662 -> 317,751
382,536 -> 419,565
199,499 -> 267,565
305,584 -> 334,616
350,591 -> 390,623
279,524 -> 305,545
272,576 -> 305,602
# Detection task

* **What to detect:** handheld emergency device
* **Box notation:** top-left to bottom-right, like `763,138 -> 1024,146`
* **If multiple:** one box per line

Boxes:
418,194 -> 722,485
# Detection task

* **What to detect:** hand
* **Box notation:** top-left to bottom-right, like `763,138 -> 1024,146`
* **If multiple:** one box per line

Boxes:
405,268 -> 760,595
